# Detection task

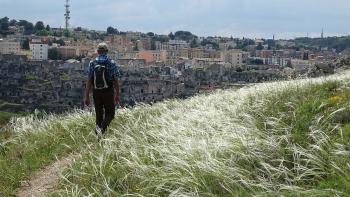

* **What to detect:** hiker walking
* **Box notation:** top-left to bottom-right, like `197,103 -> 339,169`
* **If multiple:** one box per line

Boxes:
84,43 -> 121,135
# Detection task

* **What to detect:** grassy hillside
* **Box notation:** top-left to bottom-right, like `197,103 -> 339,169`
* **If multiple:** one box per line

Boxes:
1,72 -> 350,196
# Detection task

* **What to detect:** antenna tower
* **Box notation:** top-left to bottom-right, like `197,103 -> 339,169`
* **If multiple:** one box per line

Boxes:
64,0 -> 71,29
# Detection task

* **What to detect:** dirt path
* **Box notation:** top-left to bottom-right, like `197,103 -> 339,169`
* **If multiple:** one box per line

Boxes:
17,153 -> 79,197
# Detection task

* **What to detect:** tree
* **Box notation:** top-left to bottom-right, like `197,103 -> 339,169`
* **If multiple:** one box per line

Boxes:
21,38 -> 30,50
200,39 -> 219,50
34,21 -> 45,32
36,29 -> 49,36
24,22 -> 34,35
45,25 -> 51,31
168,32 -> 175,40
9,19 -> 17,26
174,31 -> 196,41
152,35 -> 169,43
0,17 -> 9,35
53,38 -> 65,46
48,48 -> 62,60
147,32 -> 155,37
107,26 -> 118,34
63,29 -> 71,37
190,39 -> 199,48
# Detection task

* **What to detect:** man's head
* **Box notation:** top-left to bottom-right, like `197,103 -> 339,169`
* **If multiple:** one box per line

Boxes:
97,42 -> 109,55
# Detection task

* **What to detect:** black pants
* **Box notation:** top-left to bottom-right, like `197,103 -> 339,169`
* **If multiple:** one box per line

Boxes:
93,88 -> 115,134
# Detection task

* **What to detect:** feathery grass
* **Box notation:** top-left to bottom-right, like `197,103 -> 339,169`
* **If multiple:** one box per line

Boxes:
56,72 -> 350,196
2,72 -> 350,196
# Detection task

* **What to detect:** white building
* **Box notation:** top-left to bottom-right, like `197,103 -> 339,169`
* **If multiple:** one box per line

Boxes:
0,39 -> 21,55
30,38 -> 48,60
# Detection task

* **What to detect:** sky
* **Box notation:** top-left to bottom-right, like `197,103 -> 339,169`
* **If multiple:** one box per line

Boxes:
1,0 -> 350,39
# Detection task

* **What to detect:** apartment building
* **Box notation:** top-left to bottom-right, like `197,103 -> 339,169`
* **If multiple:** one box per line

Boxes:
30,38 -> 48,60
0,39 -> 21,55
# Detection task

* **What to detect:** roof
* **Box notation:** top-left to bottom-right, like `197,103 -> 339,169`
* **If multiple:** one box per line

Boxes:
30,38 -> 49,44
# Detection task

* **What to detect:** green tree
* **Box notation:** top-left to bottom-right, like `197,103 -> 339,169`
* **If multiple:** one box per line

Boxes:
168,32 -> 175,40
107,26 -> 118,34
45,25 -> 51,31
201,39 -> 219,50
0,17 -> 9,35
53,38 -> 65,46
48,48 -> 62,60
147,32 -> 155,37
174,31 -> 196,41
34,21 -> 45,32
190,39 -> 199,48
24,22 -> 34,35
21,38 -> 30,50
9,19 -> 17,26
63,29 -> 71,37
36,29 -> 49,36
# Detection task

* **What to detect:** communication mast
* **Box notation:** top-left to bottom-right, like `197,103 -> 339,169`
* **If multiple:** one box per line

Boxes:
64,0 -> 71,29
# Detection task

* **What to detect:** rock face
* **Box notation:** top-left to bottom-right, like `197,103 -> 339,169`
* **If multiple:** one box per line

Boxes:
0,55 -> 190,113
0,54 -> 290,113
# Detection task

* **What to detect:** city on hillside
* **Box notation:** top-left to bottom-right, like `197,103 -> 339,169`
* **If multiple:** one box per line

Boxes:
1,16 -> 350,113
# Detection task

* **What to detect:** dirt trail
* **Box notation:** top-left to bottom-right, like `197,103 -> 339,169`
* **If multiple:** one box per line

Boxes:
17,153 -> 79,197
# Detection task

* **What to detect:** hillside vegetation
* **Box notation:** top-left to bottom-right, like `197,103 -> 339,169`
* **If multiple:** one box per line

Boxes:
1,72 -> 350,196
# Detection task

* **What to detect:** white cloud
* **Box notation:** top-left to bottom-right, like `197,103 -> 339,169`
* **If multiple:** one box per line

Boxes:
0,0 -> 349,38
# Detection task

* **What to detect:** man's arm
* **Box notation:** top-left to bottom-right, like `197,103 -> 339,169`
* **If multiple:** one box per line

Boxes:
110,59 -> 121,105
84,79 -> 93,106
114,80 -> 120,105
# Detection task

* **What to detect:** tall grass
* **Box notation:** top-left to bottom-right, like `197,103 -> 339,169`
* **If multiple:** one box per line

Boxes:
2,72 -> 350,196
0,110 -> 97,196
54,72 -> 350,196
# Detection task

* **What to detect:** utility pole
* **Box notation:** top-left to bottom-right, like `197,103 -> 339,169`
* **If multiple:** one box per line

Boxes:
64,0 -> 70,30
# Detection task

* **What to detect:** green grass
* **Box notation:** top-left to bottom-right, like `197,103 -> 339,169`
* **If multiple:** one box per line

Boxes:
2,72 -> 350,196
0,111 -> 21,128
247,80 -> 350,195
0,111 -> 97,196
55,75 -> 350,196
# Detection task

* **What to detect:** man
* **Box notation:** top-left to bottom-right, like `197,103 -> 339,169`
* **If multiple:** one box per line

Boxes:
84,42 -> 121,135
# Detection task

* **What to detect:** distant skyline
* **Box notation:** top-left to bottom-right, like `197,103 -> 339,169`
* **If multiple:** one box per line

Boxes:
1,0 -> 350,39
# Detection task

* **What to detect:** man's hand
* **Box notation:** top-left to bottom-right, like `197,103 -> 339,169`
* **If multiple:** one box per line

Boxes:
114,95 -> 120,105
84,79 -> 92,107
84,96 -> 90,107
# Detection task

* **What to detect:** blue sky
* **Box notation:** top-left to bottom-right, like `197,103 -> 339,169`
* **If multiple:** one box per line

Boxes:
1,0 -> 350,39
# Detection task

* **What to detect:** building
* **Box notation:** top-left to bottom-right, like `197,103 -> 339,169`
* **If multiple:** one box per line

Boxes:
117,58 -> 146,67
0,39 -> 21,55
220,50 -> 247,67
189,48 -> 204,59
138,50 -> 167,65
30,38 -> 48,60
168,40 -> 189,50
56,46 -> 77,59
